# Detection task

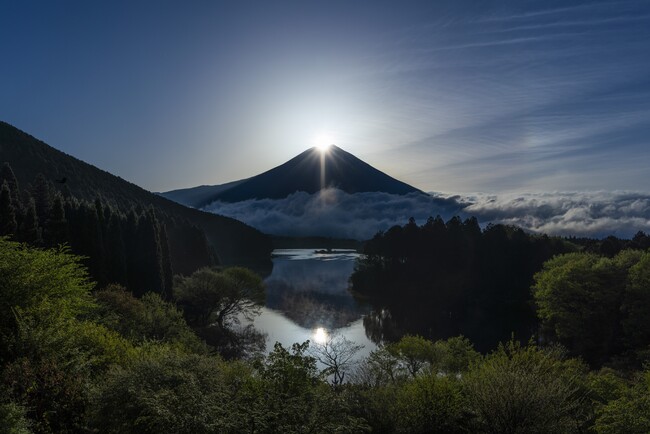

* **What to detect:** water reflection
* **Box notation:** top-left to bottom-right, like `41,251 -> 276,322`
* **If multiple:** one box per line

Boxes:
250,249 -> 376,358
358,287 -> 537,353
264,249 -> 367,329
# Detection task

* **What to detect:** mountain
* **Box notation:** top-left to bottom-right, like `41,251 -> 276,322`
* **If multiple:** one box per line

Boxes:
161,145 -> 422,207
0,121 -> 272,268
158,179 -> 247,208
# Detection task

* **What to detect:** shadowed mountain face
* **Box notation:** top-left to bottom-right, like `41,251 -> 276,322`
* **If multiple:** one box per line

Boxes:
0,121 -> 272,268
161,145 -> 421,207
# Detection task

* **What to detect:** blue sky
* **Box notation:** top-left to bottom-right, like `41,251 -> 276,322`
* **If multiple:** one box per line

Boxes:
1,0 -> 649,193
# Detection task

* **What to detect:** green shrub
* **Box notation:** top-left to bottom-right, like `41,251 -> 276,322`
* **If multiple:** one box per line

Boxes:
463,340 -> 589,434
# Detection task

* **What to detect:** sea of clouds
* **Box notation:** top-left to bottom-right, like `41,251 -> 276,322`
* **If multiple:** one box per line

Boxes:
203,189 -> 650,240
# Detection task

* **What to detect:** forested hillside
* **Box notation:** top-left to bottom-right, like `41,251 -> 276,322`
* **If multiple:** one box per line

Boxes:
0,121 -> 272,268
0,164 -> 216,294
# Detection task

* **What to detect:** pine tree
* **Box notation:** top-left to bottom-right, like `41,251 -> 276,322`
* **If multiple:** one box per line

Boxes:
32,174 -> 52,226
106,213 -> 128,286
0,181 -> 18,236
124,208 -> 140,291
95,197 -> 105,228
0,162 -> 20,208
63,196 -> 82,249
133,208 -> 164,297
61,184 -> 72,199
19,197 -> 42,244
85,202 -> 107,285
44,193 -> 68,246
94,197 -> 110,283
159,223 -> 174,299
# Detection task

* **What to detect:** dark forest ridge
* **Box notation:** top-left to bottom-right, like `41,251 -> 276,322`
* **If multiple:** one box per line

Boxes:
0,121 -> 271,267
161,145 -> 422,207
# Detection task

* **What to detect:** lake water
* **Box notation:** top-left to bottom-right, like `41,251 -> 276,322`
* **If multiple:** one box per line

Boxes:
251,249 -> 377,358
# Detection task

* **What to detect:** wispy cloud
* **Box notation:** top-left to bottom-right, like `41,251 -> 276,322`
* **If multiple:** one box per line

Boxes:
492,14 -> 650,33
478,1 -> 642,23
347,2 -> 650,193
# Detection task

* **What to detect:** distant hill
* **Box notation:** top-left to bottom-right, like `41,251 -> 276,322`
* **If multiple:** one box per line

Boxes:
0,121 -> 272,268
158,179 -> 247,208
161,145 -> 422,207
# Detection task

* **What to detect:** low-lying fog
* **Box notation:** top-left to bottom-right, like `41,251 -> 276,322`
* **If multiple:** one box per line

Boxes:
204,188 -> 650,239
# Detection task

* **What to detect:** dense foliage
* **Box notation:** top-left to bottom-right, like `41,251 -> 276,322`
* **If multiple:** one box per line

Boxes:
533,249 -> 650,366
2,221 -> 650,432
173,266 -> 267,359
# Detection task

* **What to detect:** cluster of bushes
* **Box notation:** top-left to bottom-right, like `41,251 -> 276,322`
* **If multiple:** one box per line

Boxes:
534,249 -> 650,366
349,335 -> 650,434
0,237 -> 369,433
2,237 -> 649,433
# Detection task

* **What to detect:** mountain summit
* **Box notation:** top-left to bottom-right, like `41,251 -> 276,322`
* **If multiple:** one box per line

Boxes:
162,145 -> 421,207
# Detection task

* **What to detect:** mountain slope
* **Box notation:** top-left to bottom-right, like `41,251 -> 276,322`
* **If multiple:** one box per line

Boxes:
164,145 -> 422,206
158,179 -> 247,208
0,121 -> 272,268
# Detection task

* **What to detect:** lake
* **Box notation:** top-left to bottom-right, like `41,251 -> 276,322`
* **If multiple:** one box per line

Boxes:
250,249 -> 377,358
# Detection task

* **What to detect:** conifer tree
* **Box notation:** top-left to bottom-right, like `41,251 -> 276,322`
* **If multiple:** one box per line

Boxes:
86,202 -> 107,285
45,193 -> 68,246
61,183 -> 72,199
106,212 -> 128,286
0,181 -> 17,236
95,197 -> 105,228
159,223 -> 174,299
0,162 -> 20,208
94,197 -> 110,282
134,208 -> 164,297
62,197 -> 82,249
18,197 -> 42,244
124,208 -> 140,291
32,174 -> 52,226
102,203 -> 113,243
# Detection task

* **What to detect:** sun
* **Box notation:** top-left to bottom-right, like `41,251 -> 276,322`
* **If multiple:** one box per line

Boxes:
312,327 -> 329,345
316,142 -> 332,152
312,133 -> 334,152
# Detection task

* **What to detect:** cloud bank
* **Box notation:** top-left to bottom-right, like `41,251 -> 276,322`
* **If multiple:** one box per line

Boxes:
204,189 -> 650,240
205,189 -> 464,240
463,191 -> 650,238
